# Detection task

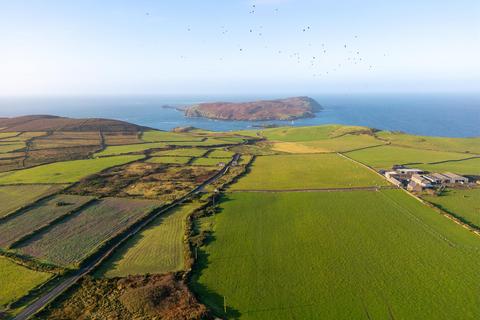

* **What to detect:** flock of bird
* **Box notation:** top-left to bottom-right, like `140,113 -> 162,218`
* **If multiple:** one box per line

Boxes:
147,4 -> 383,78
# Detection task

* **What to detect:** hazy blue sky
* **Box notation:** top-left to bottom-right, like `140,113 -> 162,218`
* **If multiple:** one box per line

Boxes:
1,0 -> 479,95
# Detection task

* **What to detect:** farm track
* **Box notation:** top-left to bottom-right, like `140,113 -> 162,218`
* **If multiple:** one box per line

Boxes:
12,154 -> 240,320
229,185 -> 398,193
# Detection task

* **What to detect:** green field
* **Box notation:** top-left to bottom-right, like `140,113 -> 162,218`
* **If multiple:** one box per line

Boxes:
0,185 -> 64,218
193,157 -> 230,166
0,256 -> 52,309
17,197 -> 160,266
193,190 -> 480,319
146,156 -> 191,165
231,154 -> 388,190
0,132 -> 19,139
377,131 -> 480,154
0,155 -> 143,184
98,202 -> 201,277
153,148 -> 208,157
0,142 -> 25,153
423,188 -> 480,226
273,134 -> 385,153
170,138 -> 236,147
417,157 -> 480,175
208,149 -> 236,158
346,145 -> 471,170
0,195 -> 93,248
141,130 -> 202,142
95,142 -> 167,157
260,125 -> 371,142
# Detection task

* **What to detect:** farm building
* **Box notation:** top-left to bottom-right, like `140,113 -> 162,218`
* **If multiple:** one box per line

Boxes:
395,168 -> 425,176
411,174 -> 433,188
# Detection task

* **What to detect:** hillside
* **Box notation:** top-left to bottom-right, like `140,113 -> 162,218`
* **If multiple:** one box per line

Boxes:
0,115 -> 148,132
184,96 -> 322,121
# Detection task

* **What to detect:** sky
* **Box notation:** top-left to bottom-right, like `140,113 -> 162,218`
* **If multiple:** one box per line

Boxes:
0,0 -> 479,95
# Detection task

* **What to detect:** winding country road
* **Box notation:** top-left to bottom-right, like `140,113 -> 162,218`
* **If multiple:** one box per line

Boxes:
13,154 -> 240,320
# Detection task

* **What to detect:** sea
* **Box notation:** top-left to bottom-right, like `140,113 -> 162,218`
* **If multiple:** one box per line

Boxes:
0,93 -> 479,138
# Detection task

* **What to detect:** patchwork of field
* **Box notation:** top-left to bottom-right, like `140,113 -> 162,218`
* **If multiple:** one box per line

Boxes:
98,202 -> 202,277
0,256 -> 52,310
0,142 -> 25,153
377,131 -> 480,154
103,132 -> 142,145
272,134 -> 385,153
0,194 -> 94,248
0,155 -> 143,184
17,197 -> 161,266
30,132 -> 101,150
0,185 -> 63,218
146,156 -> 191,165
345,145 -> 471,170
193,190 -> 480,319
231,154 -> 388,190
416,157 -> 480,175
423,188 -> 480,226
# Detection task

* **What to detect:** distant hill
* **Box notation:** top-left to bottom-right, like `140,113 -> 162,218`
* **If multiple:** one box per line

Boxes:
184,97 -> 322,121
0,115 -> 149,132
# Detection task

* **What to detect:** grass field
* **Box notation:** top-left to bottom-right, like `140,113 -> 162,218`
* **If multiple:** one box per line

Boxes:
0,132 -> 19,139
141,130 -> 202,142
231,154 -> 388,190
0,155 -> 143,184
98,202 -> 202,277
95,142 -> 167,157
272,134 -> 385,153
193,190 -> 480,319
18,197 -> 160,266
153,148 -> 208,157
377,131 -> 480,154
345,145 -> 471,170
146,156 -> 191,165
0,256 -> 52,309
0,195 -> 93,248
193,157 -> 231,166
167,138 -> 234,147
0,142 -> 25,153
260,125 -> 371,142
0,185 -> 64,218
416,157 -> 480,175
423,188 -> 480,226
208,149 -> 235,158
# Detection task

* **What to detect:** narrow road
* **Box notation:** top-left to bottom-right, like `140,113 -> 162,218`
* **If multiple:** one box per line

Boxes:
13,154 -> 240,320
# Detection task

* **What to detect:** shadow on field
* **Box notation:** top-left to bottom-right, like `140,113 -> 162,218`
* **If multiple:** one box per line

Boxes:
190,197 -> 242,319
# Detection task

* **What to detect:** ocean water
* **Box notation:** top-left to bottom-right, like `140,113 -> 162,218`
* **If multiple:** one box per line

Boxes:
0,93 -> 479,137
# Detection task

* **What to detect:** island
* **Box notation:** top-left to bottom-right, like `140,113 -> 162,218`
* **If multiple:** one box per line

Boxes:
184,96 -> 322,121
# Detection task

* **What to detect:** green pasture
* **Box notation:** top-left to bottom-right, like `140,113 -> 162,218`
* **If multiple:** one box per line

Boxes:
95,142 -> 166,157
193,157 -> 230,166
98,202 -> 201,277
193,190 -> 480,319
0,155 -> 143,184
417,157 -> 480,175
231,154 -> 388,190
18,197 -> 160,267
153,148 -> 208,157
346,145 -> 471,170
0,256 -> 52,309
260,124 -> 371,142
377,131 -> 480,154
208,149 -> 236,158
0,185 -> 63,218
141,130 -> 202,143
423,188 -> 480,226
0,143 -> 25,153
146,156 -> 191,165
